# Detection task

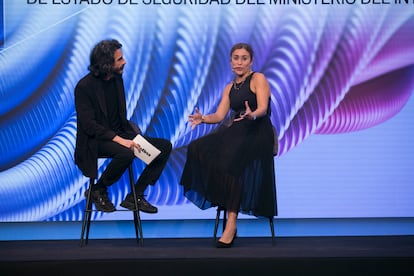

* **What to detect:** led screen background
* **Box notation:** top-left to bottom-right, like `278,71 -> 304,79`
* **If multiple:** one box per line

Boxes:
1,2 -> 414,222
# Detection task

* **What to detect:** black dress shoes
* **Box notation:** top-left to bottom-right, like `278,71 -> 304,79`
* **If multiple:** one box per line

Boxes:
120,194 -> 158,214
84,189 -> 116,212
216,229 -> 237,248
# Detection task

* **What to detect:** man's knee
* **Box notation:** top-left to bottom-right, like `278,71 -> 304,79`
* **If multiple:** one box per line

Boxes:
153,138 -> 172,153
163,139 -> 172,153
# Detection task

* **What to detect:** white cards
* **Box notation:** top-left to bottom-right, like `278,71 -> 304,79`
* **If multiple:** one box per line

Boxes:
132,134 -> 161,165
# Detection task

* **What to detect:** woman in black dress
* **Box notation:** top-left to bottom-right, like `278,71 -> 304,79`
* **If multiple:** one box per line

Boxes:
180,43 -> 277,248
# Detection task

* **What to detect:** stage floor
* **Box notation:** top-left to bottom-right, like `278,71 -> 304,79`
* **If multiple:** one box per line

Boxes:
1,236 -> 414,275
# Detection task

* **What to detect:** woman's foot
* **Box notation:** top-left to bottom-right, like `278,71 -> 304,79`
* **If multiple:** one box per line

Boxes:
216,229 -> 237,248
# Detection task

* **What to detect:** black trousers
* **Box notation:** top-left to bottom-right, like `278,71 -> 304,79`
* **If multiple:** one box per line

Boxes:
95,135 -> 172,195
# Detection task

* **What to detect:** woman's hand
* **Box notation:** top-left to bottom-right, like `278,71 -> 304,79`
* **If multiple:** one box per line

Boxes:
234,101 -> 255,122
188,107 -> 203,130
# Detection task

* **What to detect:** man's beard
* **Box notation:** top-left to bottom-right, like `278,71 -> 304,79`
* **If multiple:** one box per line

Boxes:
112,64 -> 125,75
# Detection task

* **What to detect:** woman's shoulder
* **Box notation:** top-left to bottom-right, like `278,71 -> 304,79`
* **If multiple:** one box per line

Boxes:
223,81 -> 233,93
251,71 -> 268,85
251,71 -> 266,80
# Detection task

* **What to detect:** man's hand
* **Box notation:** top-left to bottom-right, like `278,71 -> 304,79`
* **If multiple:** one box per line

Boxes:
113,135 -> 141,152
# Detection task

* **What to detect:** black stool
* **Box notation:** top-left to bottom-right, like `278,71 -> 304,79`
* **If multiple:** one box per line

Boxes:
213,207 -> 275,246
80,165 -> 143,247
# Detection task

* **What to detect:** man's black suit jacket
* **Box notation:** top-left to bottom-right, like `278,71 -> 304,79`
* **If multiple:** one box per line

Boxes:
74,73 -> 141,178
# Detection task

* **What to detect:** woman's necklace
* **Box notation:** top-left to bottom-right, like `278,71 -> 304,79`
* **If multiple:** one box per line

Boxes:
233,71 -> 252,91
233,79 -> 245,90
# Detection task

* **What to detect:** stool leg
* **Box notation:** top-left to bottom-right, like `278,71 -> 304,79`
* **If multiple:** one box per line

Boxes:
80,178 -> 94,247
214,208 -> 228,241
85,203 -> 93,245
269,216 -> 275,246
128,165 -> 143,246
222,209 -> 227,233
214,208 -> 221,241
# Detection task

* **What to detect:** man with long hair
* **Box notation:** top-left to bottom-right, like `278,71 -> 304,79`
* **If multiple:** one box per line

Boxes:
74,39 -> 172,213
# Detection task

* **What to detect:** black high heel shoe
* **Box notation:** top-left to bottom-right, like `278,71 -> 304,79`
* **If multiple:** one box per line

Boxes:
216,229 -> 237,248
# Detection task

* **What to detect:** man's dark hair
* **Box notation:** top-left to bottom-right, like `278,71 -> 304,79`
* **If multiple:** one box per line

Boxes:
88,39 -> 122,78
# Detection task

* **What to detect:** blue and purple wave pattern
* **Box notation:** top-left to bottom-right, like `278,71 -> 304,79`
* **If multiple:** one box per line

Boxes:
0,4 -> 413,221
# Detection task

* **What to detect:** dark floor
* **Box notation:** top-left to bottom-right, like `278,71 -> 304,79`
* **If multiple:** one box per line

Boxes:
1,236 -> 414,275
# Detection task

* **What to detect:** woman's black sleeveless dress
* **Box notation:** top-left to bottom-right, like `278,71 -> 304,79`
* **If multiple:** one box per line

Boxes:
180,72 -> 277,217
